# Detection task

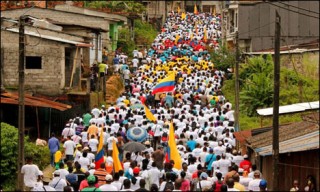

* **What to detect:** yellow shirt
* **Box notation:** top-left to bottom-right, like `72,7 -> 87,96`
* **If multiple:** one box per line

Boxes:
234,182 -> 246,192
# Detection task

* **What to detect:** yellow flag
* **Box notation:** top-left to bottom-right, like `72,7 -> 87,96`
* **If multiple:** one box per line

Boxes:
168,122 -> 182,170
194,4 -> 198,15
175,34 -> 180,45
181,12 -> 186,20
112,140 -> 123,172
144,104 -> 157,122
204,27 -> 207,42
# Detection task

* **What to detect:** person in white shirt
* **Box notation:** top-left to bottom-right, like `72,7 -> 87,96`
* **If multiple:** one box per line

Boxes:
111,172 -> 123,190
239,170 -> 253,191
49,171 -> 67,191
21,156 -> 40,191
63,136 -> 76,161
78,151 -> 90,172
99,174 -> 118,191
144,162 -> 162,188
218,154 -> 231,177
88,135 -> 99,154
32,177 -> 56,191
248,170 -> 262,191
56,163 -> 69,180
61,125 -> 75,139
91,106 -> 101,118
196,172 -> 212,190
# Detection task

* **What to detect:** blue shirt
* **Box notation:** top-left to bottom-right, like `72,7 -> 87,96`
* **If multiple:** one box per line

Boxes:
48,137 -> 59,153
186,140 -> 197,151
205,154 -> 216,170
113,57 -> 119,65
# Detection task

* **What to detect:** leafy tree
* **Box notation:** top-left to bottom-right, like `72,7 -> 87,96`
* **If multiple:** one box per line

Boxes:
239,55 -> 274,116
210,43 -> 236,71
240,73 -> 273,116
1,123 -> 50,190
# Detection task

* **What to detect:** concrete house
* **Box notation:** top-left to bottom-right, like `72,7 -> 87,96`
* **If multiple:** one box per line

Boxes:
1,6 -> 127,64
1,16 -> 93,96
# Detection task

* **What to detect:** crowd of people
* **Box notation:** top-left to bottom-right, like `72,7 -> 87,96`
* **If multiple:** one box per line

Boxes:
20,10 -> 317,192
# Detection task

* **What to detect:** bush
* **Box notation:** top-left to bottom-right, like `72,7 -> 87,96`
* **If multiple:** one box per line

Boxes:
1,123 -> 50,190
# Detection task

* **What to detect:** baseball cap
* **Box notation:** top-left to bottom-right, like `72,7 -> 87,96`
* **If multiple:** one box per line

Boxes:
83,146 -> 89,150
105,174 -> 113,181
243,154 -> 248,159
133,167 -> 140,174
76,144 -> 82,148
259,179 -> 267,188
254,170 -> 261,176
90,163 -> 95,169
101,105 -> 105,108
145,141 -> 151,145
200,172 -> 208,179
53,170 -> 60,176
87,175 -> 96,184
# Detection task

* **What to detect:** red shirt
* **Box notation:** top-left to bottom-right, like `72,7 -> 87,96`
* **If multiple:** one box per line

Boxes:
240,160 -> 252,172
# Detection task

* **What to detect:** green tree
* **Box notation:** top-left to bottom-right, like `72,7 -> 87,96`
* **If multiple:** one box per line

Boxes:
1,123 -> 50,190
210,43 -> 236,72
239,55 -> 274,116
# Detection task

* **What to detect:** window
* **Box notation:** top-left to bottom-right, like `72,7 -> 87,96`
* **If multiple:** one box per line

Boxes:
25,56 -> 42,69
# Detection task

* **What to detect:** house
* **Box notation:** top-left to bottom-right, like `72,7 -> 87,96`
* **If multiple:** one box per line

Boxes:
1,16 -> 93,96
222,1 -> 319,52
246,120 -> 319,191
1,5 -> 127,63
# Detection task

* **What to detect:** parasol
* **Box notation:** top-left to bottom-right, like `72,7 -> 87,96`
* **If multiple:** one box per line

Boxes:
126,127 -> 148,143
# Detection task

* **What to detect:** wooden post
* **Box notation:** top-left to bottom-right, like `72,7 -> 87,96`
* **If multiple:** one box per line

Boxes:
234,31 -> 240,132
272,10 -> 281,191
36,107 -> 40,138
17,15 -> 26,191
69,46 -> 79,88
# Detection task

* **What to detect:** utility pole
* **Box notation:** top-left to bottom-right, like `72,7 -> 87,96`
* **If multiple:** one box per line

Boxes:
272,10 -> 281,191
17,15 -> 26,191
234,31 -> 240,132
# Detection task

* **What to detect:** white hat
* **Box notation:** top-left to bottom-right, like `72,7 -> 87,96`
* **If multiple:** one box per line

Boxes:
243,154 -> 248,158
53,170 -> 60,176
105,174 -> 113,181
90,163 -> 95,168
101,105 -> 105,108
38,171 -> 43,176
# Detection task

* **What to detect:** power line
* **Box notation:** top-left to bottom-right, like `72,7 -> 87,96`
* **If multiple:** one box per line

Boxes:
266,1 -> 320,19
238,21 -> 275,37
277,1 -> 320,15
280,27 -> 320,125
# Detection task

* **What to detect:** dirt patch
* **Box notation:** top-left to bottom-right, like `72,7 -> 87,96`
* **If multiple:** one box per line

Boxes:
105,75 -> 124,106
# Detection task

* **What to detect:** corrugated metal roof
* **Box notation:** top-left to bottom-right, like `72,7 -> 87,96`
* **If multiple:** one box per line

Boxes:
254,131 -> 319,156
256,101 -> 319,116
4,28 -> 93,47
1,92 -> 72,111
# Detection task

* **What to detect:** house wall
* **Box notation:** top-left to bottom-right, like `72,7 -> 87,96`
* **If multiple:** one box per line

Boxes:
238,1 -> 319,51
1,7 -> 109,57
261,149 -> 319,191
1,30 -> 77,96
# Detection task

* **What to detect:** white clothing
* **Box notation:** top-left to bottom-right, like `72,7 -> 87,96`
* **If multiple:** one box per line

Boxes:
49,177 -> 67,191
78,156 -> 90,171
88,138 -> 99,152
63,140 -> 76,155
248,179 -> 262,191
21,164 -> 40,187
99,184 -> 118,191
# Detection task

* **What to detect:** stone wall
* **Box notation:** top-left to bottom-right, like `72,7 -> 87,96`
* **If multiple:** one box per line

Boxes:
1,30 -> 78,96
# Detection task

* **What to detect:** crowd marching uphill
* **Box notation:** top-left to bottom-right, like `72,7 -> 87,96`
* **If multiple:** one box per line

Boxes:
22,10 -> 272,192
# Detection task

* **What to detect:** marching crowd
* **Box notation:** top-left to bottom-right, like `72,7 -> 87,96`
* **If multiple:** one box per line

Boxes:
20,11 -> 278,192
